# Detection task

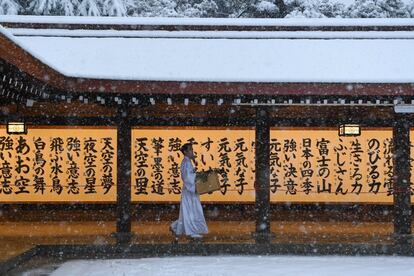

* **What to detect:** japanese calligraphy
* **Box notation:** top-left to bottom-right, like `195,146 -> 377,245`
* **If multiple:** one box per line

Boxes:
0,127 -> 117,202
132,128 -> 255,202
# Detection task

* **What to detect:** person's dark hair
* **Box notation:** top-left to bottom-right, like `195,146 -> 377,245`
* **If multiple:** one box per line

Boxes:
180,143 -> 192,155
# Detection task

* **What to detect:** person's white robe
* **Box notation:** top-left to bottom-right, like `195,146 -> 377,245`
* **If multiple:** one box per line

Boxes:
171,156 -> 208,236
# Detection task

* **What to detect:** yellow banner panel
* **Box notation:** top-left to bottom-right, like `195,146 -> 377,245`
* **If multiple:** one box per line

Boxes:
131,127 -> 255,203
132,127 -> 405,204
0,126 -> 117,202
270,128 -> 393,203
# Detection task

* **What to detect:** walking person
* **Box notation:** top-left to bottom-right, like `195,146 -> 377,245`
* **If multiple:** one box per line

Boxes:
170,143 -> 208,240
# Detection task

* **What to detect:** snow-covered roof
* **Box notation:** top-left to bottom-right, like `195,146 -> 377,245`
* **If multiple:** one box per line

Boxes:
2,15 -> 414,27
3,29 -> 414,83
1,16 -> 414,94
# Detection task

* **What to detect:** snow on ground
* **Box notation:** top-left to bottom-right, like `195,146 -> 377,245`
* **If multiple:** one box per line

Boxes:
49,256 -> 414,276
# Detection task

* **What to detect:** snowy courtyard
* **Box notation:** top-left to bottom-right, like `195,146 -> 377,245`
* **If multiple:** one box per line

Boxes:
46,256 -> 414,276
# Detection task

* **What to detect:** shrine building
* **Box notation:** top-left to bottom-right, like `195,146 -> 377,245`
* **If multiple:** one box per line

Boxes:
1,16 -> 414,245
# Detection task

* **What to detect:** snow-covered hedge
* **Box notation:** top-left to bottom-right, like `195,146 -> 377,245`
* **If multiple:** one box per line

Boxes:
0,0 -> 413,18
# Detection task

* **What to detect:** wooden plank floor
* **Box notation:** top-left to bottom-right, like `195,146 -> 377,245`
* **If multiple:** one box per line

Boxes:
0,205 -> 405,262
0,220 -> 398,262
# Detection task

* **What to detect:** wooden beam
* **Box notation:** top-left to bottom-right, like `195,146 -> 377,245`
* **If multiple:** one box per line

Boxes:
392,115 -> 412,248
114,109 -> 133,244
254,107 -> 273,243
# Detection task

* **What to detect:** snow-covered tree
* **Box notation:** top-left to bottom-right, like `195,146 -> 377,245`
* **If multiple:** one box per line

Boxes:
212,0 -> 281,18
27,0 -> 81,15
177,0 -> 218,17
285,0 -> 326,18
318,0 -> 345,17
256,0 -> 277,13
192,0 -> 219,17
132,0 -> 178,17
61,0 -> 80,15
408,1 -> 414,17
77,0 -> 101,16
379,0 -> 409,17
5,0 -> 413,18
251,0 -> 279,17
102,0 -> 127,16
346,0 -> 387,17
0,0 -> 20,14
210,0 -> 251,17
28,0 -> 62,15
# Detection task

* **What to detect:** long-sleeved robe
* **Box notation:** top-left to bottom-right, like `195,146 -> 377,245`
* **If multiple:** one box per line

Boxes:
170,156 -> 208,236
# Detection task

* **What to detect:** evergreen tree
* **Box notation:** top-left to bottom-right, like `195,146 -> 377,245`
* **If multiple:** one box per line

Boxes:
408,1 -> 414,17
285,0 -> 326,17
192,0 -> 219,17
132,0 -> 178,17
211,0 -> 253,17
61,0 -> 80,15
0,0 -> 20,14
251,0 -> 279,17
102,0 -> 127,16
77,0 -> 101,16
212,0 -> 279,18
28,0 -> 62,15
319,0 -> 345,17
15,0 -> 30,14
176,0 -> 218,17
346,0 -> 387,18
5,0 -> 413,18
275,0 -> 287,16
379,0 -> 409,17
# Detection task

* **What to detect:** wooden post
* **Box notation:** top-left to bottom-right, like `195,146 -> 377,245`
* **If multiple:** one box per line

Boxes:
393,116 -> 412,249
254,107 -> 273,243
114,110 -> 133,245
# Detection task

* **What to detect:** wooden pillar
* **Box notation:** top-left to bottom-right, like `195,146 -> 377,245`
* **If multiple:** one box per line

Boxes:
114,110 -> 132,244
393,116 -> 412,247
254,107 -> 272,243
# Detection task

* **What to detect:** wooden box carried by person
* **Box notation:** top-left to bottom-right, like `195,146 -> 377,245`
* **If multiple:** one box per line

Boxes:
195,170 -> 220,195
